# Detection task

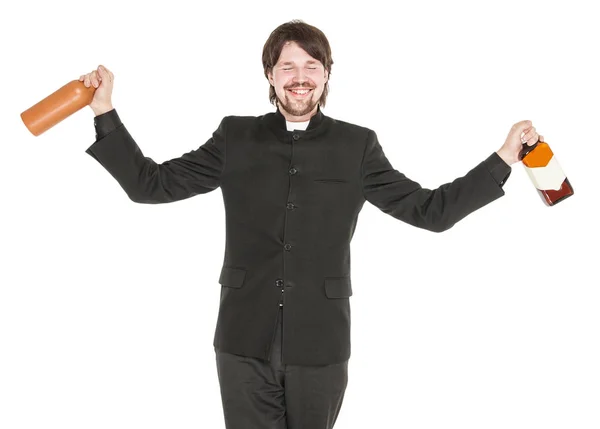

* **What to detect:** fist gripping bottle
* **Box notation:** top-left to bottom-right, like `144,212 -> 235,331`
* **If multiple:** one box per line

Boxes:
519,139 -> 574,206
21,80 -> 96,136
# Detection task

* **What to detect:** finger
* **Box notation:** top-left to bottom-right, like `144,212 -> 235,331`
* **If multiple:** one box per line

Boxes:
521,126 -> 536,142
539,135 -> 544,142
515,120 -> 532,131
91,70 -> 100,88
523,132 -> 539,146
527,135 -> 538,146
79,74 -> 85,81
84,74 -> 91,87
515,121 -> 533,140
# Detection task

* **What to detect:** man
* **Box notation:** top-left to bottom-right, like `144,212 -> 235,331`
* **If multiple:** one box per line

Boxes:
81,19 -> 541,429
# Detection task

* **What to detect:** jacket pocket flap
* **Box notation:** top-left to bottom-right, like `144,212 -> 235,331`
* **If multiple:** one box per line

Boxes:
219,266 -> 247,288
324,276 -> 353,298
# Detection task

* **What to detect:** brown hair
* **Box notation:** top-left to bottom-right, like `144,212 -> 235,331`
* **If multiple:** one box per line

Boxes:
262,20 -> 334,108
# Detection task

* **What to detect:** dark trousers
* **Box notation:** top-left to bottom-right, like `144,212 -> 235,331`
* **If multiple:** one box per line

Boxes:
215,307 -> 349,429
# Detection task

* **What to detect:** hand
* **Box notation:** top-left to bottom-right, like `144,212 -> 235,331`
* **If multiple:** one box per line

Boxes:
496,120 -> 544,166
79,65 -> 115,116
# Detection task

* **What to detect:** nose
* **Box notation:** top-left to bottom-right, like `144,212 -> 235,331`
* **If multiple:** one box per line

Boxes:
292,67 -> 307,84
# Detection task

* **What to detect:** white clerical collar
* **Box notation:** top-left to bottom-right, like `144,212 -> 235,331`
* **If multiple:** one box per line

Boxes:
286,120 -> 310,131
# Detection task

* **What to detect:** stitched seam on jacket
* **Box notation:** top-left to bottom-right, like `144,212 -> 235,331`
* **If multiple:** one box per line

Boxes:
221,116 -> 229,180
359,129 -> 372,201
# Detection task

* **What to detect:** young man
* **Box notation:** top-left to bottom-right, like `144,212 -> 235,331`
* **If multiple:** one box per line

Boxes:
81,19 -> 541,429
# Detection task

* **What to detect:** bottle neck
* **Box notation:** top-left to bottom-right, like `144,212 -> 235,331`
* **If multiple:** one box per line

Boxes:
519,141 -> 539,161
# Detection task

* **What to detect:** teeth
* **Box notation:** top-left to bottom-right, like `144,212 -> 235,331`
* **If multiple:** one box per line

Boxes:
291,89 -> 310,95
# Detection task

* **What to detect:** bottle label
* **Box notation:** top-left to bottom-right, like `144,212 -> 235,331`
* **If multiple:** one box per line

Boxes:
523,155 -> 566,190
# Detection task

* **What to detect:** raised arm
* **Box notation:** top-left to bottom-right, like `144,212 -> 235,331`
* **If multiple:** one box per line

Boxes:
85,109 -> 227,204
79,64 -> 226,204
360,129 -> 511,232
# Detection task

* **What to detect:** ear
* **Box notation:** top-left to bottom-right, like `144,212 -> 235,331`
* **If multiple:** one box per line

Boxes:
324,69 -> 329,82
268,70 -> 274,86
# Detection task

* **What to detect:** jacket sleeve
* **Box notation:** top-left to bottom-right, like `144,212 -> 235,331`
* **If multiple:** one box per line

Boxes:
361,129 -> 511,232
85,109 -> 227,204
93,108 -> 122,140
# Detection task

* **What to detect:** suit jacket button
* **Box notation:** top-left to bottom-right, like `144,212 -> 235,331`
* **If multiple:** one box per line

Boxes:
293,134 -> 300,140
284,243 -> 292,251
286,202 -> 295,209
275,279 -> 284,287
289,167 -> 297,175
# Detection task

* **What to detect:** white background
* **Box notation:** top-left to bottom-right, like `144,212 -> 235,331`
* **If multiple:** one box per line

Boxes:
1,0 -> 598,428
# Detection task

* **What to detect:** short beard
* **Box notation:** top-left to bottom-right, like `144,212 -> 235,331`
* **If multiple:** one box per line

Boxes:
276,90 -> 319,117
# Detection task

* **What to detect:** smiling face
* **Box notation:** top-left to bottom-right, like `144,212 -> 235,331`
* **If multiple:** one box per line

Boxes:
267,41 -> 329,122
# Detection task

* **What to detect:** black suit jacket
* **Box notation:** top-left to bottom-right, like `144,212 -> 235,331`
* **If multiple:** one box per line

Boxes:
85,105 -> 510,366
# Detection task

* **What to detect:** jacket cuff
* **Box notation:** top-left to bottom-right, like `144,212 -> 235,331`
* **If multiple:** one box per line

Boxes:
484,152 -> 512,187
94,108 -> 122,140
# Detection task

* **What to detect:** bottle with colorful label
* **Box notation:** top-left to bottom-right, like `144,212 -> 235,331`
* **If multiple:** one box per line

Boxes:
519,140 -> 574,206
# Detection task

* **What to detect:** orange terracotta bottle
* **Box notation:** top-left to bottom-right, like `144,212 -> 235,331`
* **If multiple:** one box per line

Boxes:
21,80 -> 96,136
519,140 -> 574,206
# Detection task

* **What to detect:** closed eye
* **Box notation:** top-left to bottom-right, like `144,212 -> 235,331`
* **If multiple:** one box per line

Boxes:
282,67 -> 319,71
